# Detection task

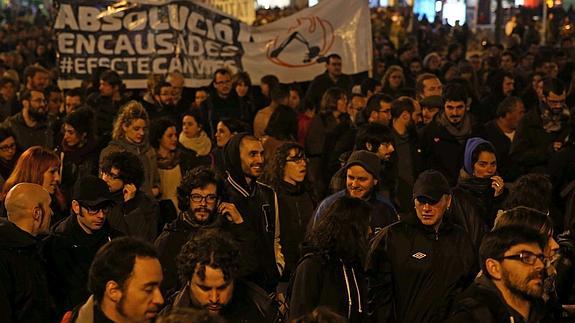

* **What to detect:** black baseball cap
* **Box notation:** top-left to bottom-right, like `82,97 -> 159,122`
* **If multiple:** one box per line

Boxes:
413,170 -> 451,203
73,175 -> 113,208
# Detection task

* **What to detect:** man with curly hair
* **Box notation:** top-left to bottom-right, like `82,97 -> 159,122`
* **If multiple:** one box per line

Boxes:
162,229 -> 277,322
154,165 -> 252,295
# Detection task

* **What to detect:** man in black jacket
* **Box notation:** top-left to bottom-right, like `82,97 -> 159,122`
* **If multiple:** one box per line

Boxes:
164,229 -> 276,322
0,183 -> 55,323
420,83 -> 483,185
305,53 -> 352,109
366,170 -> 478,323
223,133 -> 284,293
445,226 -> 548,323
154,166 -> 254,295
44,175 -> 122,316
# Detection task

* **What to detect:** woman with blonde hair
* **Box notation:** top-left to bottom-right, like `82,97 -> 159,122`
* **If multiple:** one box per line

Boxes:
99,100 -> 160,198
381,65 -> 405,98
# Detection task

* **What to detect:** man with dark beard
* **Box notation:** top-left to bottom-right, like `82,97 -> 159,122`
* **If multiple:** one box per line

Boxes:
163,230 -> 276,322
420,83 -> 482,185
445,226 -> 548,322
2,89 -> 53,149
145,81 -> 178,122
154,166 -> 251,295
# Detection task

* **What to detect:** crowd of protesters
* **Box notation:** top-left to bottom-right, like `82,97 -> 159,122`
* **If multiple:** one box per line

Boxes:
4,2 -> 575,323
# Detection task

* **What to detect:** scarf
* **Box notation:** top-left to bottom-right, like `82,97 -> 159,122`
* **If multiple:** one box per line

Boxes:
540,105 -> 570,133
157,149 -> 181,170
437,111 -> 473,144
178,131 -> 212,156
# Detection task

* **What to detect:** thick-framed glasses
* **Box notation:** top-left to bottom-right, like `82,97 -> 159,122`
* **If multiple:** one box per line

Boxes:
286,156 -> 308,164
0,142 -> 16,152
81,204 -> 111,215
497,251 -> 545,266
190,194 -> 218,203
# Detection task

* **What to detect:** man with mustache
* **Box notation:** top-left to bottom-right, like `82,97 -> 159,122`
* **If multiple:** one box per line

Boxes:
45,176 -> 122,316
223,133 -> 284,294
445,225 -> 548,322
155,166 -> 250,295
2,89 -> 53,149
164,230 -> 276,322
64,237 -> 164,323
420,82 -> 483,185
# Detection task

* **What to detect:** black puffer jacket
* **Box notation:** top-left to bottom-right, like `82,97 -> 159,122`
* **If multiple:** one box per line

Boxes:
223,133 -> 284,292
107,190 -> 160,243
0,219 -> 55,323
366,213 -> 478,323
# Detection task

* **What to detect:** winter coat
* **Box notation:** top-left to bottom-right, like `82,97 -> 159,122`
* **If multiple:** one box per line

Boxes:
419,115 -> 483,186
44,215 -> 122,315
1,112 -> 53,150
99,138 -> 160,198
163,279 -> 276,323
275,181 -> 317,278
445,275 -> 548,323
107,190 -> 159,243
366,212 -> 478,323
57,138 -> 100,203
288,253 -> 367,322
154,214 -> 256,295
0,218 -> 56,323
482,120 -> 520,182
510,108 -> 570,174
304,71 -> 352,109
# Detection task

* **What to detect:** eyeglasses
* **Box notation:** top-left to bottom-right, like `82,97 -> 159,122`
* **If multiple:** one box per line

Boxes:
102,172 -> 122,181
81,204 -> 111,215
215,80 -> 231,85
31,98 -> 47,104
286,156 -> 308,164
0,142 -> 16,151
190,194 -> 218,203
546,98 -> 566,106
378,109 -> 391,114
497,251 -> 545,266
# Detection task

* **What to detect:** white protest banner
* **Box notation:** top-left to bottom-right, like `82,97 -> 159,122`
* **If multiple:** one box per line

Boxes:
53,0 -> 371,88
242,0 -> 372,83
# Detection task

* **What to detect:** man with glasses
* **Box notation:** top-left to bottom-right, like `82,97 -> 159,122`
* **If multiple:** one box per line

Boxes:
366,170 -> 477,322
154,166 -> 250,295
100,151 -> 160,243
511,77 -> 571,174
2,89 -> 53,149
44,175 -> 122,316
200,68 -> 243,136
362,93 -> 394,126
445,225 -> 548,322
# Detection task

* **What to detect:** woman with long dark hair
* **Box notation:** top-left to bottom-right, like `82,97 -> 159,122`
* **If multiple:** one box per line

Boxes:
288,196 -> 371,322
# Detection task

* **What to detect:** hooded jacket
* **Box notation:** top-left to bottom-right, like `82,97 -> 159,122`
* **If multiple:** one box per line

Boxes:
223,133 -> 284,292
288,252 -> 367,323
0,218 -> 55,323
445,274 -> 548,323
44,215 -> 122,315
366,212 -> 478,323
99,138 -> 160,198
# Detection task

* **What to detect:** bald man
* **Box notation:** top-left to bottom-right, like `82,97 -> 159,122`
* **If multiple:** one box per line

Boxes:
0,183 -> 55,322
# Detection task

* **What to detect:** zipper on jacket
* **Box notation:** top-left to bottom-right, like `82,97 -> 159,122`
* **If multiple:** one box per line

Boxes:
341,260 -> 352,319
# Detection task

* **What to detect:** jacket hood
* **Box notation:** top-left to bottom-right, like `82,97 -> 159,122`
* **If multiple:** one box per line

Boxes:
223,132 -> 251,190
0,218 -> 39,248
464,137 -> 494,175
